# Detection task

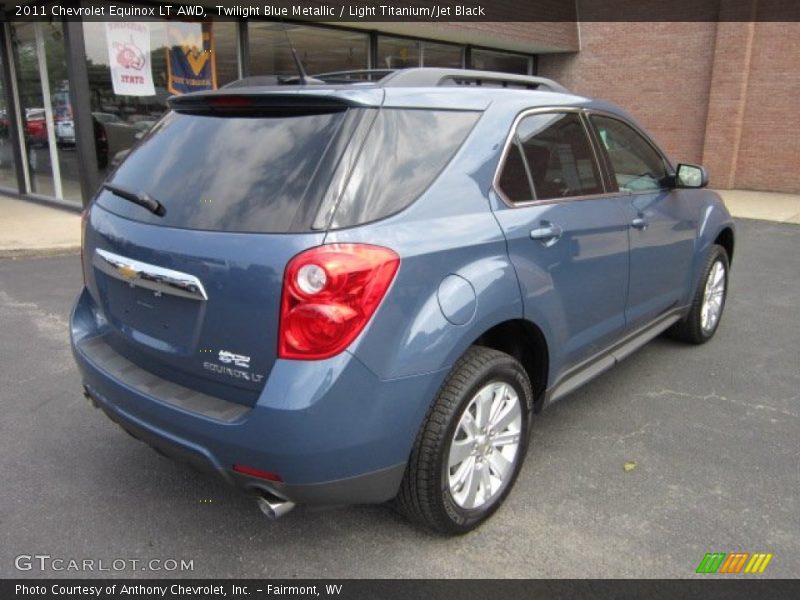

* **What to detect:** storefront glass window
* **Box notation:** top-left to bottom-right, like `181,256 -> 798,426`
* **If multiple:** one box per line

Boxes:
471,49 -> 530,74
82,18 -> 238,178
378,37 -> 463,70
11,21 -> 82,202
377,36 -> 420,69
421,42 -> 463,68
0,44 -> 19,190
249,23 -> 368,76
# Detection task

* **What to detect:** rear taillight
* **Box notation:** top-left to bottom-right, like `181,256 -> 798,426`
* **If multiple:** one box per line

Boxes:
278,244 -> 400,360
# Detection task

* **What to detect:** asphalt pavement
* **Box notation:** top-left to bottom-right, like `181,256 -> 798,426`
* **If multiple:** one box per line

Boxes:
0,218 -> 797,579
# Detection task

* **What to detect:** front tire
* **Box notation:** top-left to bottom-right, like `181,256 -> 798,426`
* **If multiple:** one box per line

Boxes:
395,346 -> 533,534
669,244 -> 729,344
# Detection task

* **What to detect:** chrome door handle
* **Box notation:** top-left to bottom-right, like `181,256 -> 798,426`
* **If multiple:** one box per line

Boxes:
530,222 -> 563,247
631,217 -> 648,230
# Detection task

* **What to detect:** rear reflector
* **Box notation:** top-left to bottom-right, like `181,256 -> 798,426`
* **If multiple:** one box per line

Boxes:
233,464 -> 283,482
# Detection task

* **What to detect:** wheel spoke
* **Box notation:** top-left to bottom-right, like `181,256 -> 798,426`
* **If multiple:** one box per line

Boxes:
479,462 -> 493,501
462,461 -> 480,508
712,264 -> 724,287
448,438 -> 473,468
488,383 -> 507,424
488,450 -> 512,481
474,386 -> 494,429
491,430 -> 521,448
491,399 -> 521,433
451,455 -> 474,490
460,408 -> 479,438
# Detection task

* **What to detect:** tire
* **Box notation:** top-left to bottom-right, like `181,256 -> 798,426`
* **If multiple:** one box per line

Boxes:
668,244 -> 730,344
395,346 -> 533,534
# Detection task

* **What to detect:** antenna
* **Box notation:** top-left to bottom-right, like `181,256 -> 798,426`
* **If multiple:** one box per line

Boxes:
280,20 -> 312,85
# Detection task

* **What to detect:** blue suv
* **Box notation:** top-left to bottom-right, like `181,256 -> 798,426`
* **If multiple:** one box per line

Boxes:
71,68 -> 734,533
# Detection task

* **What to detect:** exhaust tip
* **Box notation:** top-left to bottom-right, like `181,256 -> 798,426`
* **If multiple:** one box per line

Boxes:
256,493 -> 295,520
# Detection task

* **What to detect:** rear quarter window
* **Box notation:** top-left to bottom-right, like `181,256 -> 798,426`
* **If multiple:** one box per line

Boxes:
321,108 -> 479,229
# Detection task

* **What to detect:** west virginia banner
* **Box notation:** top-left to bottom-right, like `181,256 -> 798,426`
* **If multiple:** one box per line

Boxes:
166,22 -> 217,95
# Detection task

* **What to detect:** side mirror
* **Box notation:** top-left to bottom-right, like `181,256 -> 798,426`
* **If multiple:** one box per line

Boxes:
676,163 -> 709,188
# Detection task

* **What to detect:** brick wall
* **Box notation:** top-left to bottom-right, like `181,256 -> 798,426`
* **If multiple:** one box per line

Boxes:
538,22 -> 717,170
733,22 -> 800,193
538,14 -> 800,193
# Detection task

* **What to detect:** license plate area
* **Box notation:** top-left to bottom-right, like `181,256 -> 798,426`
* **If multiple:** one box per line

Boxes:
102,276 -> 204,354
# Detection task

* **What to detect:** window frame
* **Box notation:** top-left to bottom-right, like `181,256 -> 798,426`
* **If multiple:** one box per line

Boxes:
585,110 -> 676,195
493,107 -> 613,207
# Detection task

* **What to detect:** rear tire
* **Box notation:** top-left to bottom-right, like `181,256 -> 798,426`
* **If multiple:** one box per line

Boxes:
669,244 -> 729,344
395,346 -> 533,534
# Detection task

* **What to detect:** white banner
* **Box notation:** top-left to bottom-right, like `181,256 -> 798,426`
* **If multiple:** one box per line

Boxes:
105,22 -> 155,97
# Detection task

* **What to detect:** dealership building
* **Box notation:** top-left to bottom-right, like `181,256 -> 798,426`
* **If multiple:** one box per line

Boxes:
0,1 -> 797,209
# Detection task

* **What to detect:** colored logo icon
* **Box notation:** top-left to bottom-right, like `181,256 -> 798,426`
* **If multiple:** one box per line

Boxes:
696,552 -> 773,574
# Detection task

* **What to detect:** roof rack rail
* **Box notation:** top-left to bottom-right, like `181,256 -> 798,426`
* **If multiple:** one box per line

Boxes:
221,68 -> 569,93
379,68 -> 570,93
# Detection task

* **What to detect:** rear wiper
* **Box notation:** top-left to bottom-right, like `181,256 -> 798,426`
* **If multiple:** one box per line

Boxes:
103,182 -> 166,217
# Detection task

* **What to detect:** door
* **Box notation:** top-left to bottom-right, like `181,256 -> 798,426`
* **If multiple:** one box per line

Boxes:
589,114 -> 697,329
492,111 -> 631,378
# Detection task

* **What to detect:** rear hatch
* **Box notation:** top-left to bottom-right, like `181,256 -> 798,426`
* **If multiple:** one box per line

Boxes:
82,92 -> 372,406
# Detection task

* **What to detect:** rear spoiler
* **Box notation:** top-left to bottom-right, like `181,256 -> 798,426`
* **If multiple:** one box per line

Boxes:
168,94 -> 353,116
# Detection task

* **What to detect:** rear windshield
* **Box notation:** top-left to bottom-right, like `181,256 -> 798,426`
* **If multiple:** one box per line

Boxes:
97,110 -> 347,233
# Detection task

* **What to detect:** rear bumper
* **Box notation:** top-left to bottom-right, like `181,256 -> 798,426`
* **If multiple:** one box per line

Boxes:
71,289 -> 448,505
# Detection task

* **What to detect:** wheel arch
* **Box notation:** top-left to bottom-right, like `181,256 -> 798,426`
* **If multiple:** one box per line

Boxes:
471,318 -> 550,412
714,226 -> 735,264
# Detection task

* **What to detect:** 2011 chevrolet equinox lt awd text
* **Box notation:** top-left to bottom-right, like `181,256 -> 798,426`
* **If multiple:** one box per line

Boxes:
71,68 -> 734,533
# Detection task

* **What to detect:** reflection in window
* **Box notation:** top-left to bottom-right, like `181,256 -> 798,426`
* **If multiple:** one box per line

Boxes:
100,110 -> 346,233
422,42 -> 463,68
11,22 -> 82,202
329,109 -> 479,228
471,49 -> 530,74
0,47 -> 19,190
377,36 -> 419,69
82,19 -> 239,177
591,116 -> 668,192
378,37 -> 463,69
249,23 -> 368,76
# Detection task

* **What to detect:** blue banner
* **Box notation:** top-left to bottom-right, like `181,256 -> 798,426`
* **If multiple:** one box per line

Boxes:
166,22 -> 216,95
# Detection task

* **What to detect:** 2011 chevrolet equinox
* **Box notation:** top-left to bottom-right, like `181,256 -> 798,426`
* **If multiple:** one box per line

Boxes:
71,68 -> 734,533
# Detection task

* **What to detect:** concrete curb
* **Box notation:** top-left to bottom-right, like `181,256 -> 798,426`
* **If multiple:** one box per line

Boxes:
0,246 -> 81,259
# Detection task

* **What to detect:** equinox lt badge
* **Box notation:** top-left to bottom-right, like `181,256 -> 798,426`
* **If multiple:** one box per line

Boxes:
217,350 -> 250,368
202,350 -> 262,383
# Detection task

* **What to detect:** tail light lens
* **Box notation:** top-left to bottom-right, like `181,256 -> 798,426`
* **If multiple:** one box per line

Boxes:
278,244 -> 400,360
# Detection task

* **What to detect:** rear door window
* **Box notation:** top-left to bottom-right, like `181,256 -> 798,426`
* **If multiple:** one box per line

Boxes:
97,109 -> 349,233
497,112 -> 604,202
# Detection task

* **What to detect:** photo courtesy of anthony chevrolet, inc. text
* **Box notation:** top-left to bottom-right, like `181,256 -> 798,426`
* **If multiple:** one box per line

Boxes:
0,0 -> 798,598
